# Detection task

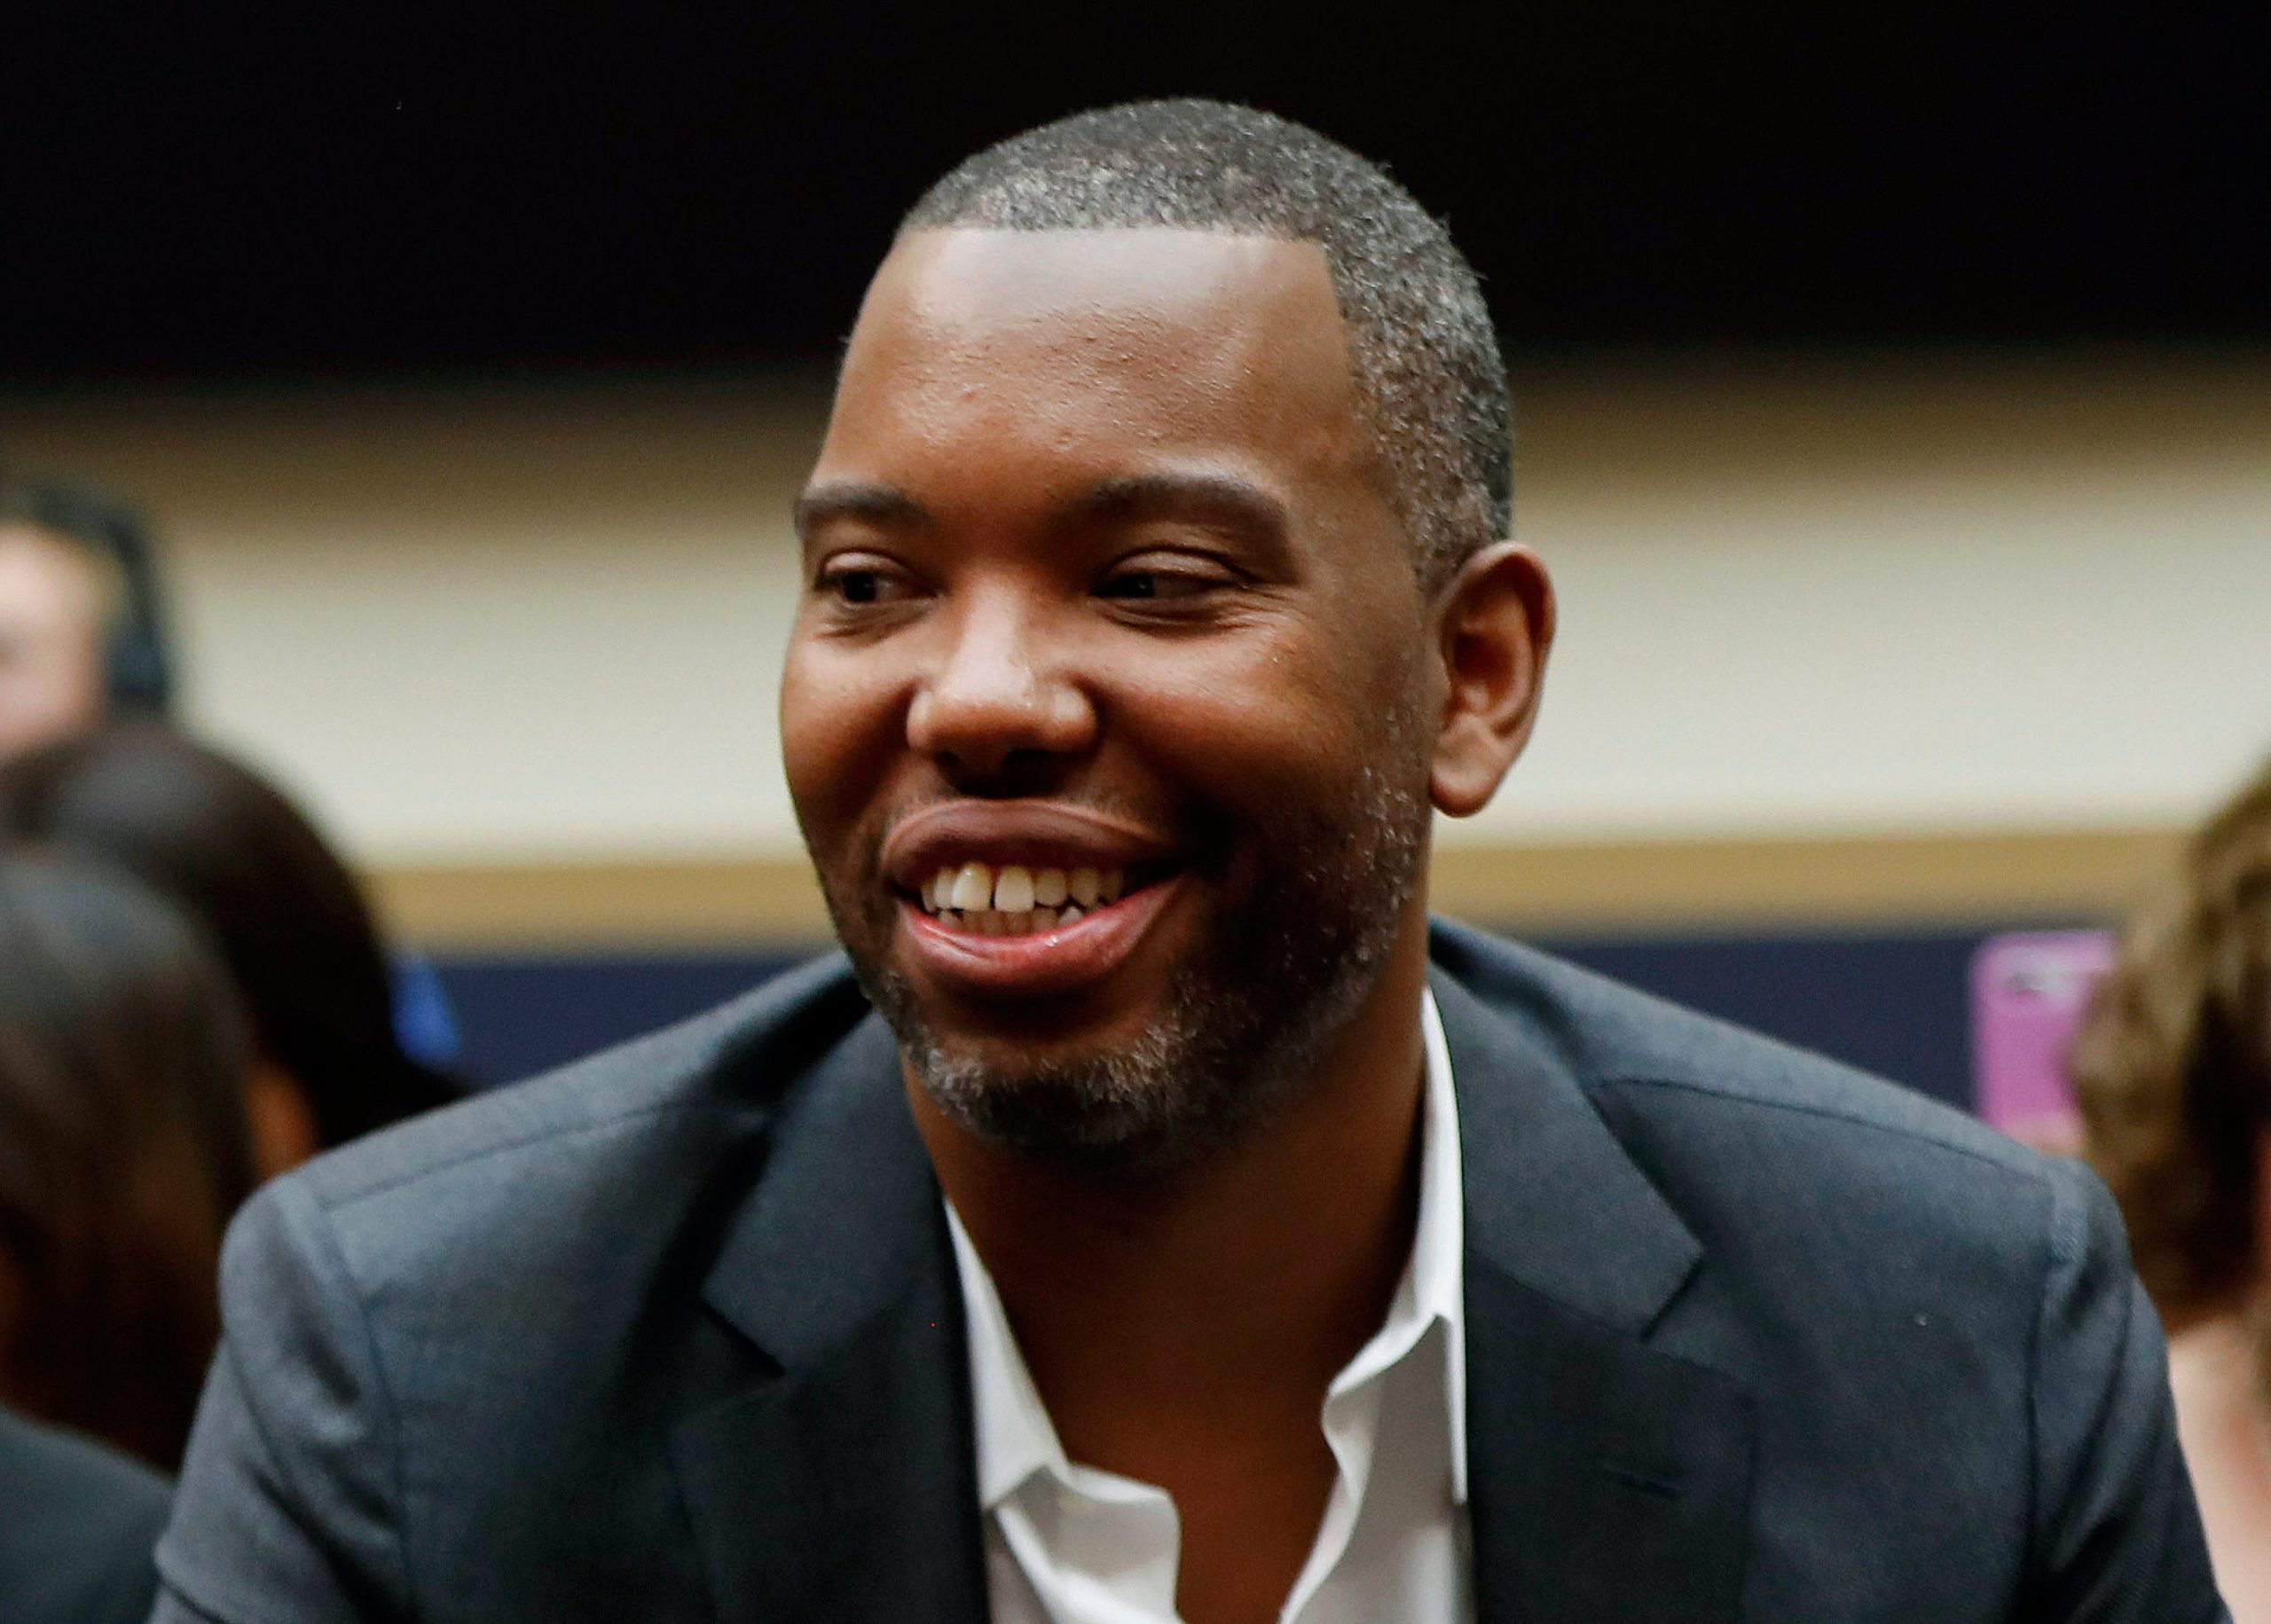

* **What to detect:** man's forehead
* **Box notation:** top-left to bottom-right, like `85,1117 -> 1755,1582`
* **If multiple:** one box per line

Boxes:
854,226 -> 1341,353
813,226 -> 1381,524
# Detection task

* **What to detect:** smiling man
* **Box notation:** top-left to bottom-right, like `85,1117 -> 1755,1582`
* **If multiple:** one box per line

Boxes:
153,103 -> 2224,1623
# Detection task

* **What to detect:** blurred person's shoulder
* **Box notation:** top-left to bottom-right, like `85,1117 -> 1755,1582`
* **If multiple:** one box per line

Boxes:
0,1404 -> 169,1624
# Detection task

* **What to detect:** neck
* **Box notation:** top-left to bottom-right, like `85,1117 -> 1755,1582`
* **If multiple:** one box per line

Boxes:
912,908 -> 1434,1470
2165,1290 -> 2271,1603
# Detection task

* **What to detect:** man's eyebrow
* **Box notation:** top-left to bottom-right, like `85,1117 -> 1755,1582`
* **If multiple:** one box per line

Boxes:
1074,471 -> 1289,537
792,482 -> 928,537
793,472 -> 1289,542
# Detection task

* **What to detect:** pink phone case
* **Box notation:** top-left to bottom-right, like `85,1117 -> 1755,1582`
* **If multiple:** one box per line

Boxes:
1969,930 -> 2118,1151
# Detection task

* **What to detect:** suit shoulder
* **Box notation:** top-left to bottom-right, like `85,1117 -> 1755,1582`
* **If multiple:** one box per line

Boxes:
211,953 -> 887,1414
223,954 -> 873,1318
1432,917 -> 2052,1194
1431,918 -> 2110,1369
291,952 -> 866,1212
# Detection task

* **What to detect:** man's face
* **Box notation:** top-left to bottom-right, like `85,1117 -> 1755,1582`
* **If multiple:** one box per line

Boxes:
782,229 -> 1440,1166
0,526 -> 110,762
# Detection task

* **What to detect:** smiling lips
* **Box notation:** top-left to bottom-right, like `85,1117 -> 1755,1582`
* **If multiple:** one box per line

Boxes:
881,801 -> 1181,992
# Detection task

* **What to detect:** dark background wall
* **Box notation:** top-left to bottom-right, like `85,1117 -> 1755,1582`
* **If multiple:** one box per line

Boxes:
4,5 -> 2265,384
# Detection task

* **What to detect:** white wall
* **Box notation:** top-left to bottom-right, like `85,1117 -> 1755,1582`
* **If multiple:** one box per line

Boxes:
2,349 -> 2265,867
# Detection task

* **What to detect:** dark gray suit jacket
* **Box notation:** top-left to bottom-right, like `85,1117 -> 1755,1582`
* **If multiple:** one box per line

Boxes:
153,922 -> 2227,1621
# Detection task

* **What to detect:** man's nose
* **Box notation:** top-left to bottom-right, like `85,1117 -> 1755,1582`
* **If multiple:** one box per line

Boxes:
905,590 -> 1096,784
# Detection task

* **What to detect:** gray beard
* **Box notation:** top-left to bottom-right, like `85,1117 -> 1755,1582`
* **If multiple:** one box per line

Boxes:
843,757 -> 1430,1173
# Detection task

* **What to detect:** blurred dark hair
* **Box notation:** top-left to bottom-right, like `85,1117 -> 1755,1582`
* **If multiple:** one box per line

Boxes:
0,722 -> 460,1149
2074,755 -> 2271,1321
0,854 -> 255,1467
0,472 -> 174,712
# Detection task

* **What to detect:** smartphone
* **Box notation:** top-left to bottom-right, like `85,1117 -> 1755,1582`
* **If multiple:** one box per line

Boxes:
1968,930 -> 2118,1153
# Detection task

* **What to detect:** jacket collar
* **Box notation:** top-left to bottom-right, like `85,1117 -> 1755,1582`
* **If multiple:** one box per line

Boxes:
672,1001 -> 991,1623
698,1010 -> 940,1362
1433,922 -> 1753,1624
1429,957 -> 1701,1334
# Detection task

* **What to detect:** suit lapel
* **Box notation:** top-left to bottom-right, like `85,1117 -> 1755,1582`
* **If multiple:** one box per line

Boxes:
1434,964 -> 1756,1624
670,1011 -> 989,1624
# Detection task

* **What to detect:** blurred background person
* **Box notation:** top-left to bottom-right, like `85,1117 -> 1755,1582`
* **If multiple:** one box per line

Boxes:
0,474 -> 173,762
0,1399 -> 171,1624
0,854 -> 255,1469
2074,755 -> 2271,1616
0,723 -> 461,1180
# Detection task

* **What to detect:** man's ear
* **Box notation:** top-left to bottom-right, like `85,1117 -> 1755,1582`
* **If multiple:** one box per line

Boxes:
1429,542 -> 1555,818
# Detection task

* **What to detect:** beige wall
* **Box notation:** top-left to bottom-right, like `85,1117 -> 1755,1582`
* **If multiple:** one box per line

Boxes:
1503,350 -> 2271,838
3,349 -> 2265,942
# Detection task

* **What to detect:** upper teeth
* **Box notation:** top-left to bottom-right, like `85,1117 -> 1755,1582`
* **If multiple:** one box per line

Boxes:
922,862 -> 1125,920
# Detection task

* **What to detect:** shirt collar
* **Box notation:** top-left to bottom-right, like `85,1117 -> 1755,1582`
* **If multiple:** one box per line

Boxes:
945,1198 -> 1064,1508
947,987 -> 1468,1510
1416,985 -> 1470,1502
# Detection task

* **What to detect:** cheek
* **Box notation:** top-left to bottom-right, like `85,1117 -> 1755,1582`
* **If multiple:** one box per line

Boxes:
779,642 -> 908,849
1112,632 -> 1423,809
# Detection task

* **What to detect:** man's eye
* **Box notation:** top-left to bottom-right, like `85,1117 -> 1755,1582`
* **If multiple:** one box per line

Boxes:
818,563 -> 912,606
1096,566 -> 1225,602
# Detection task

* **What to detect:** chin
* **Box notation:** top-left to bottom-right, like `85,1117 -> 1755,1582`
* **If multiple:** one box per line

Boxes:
891,941 -> 1360,1173
907,1040 -> 1245,1173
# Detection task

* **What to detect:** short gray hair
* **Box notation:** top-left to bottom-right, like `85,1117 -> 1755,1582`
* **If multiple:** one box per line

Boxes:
902,99 -> 1511,589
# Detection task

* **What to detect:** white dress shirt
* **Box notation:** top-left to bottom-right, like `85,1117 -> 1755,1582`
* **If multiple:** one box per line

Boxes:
946,992 -> 1472,1624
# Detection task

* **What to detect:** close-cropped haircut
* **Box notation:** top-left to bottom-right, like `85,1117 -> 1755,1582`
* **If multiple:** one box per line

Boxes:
901,99 -> 1511,590
2073,755 -> 2271,1319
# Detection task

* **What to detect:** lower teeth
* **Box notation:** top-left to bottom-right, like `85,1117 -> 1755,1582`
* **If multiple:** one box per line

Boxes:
934,903 -> 1089,934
